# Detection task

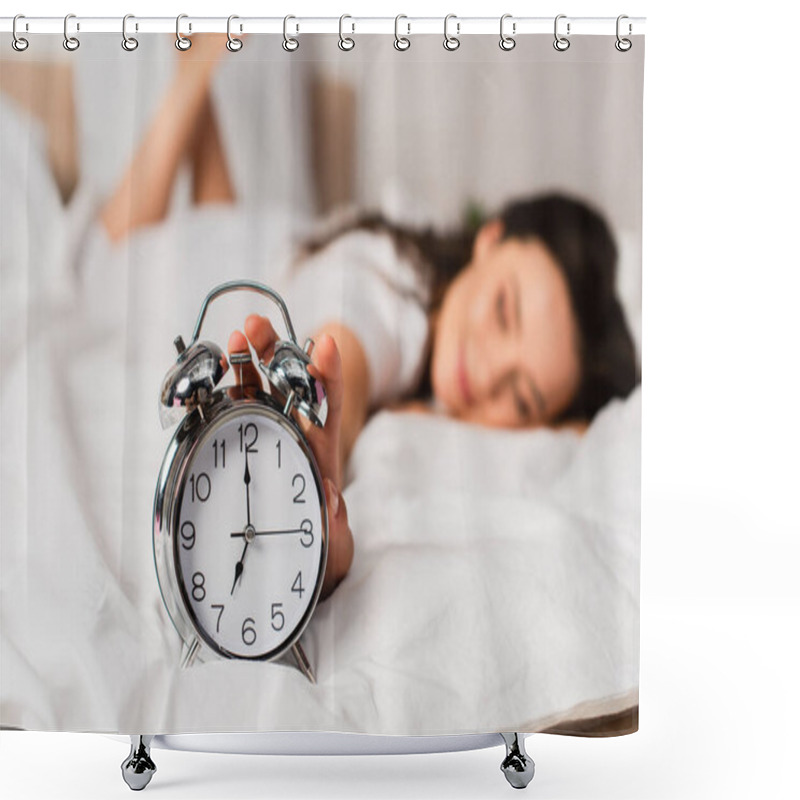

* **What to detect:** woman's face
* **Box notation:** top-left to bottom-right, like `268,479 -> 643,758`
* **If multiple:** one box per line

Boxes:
430,219 -> 581,427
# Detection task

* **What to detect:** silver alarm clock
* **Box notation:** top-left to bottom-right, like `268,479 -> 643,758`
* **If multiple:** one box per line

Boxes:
153,280 -> 328,683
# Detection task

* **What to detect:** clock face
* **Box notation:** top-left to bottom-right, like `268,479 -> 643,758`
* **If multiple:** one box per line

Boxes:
173,407 -> 326,659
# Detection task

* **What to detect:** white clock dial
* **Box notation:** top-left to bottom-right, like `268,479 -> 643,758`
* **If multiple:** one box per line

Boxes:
174,409 -> 325,659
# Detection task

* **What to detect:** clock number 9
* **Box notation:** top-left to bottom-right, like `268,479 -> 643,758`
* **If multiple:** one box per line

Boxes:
300,519 -> 314,549
180,520 -> 196,550
241,617 -> 257,646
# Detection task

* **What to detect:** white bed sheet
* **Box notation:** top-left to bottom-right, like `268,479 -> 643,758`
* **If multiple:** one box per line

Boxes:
1,98 -> 639,735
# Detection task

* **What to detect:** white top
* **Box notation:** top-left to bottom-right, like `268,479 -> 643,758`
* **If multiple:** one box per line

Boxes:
281,228 -> 432,409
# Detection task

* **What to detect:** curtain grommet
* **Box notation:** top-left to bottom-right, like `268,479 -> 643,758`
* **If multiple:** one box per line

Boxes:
615,15 -> 632,51
121,14 -> 138,52
338,14 -> 355,51
63,14 -> 80,51
394,15 -> 410,51
443,14 -> 460,51
175,14 -> 191,51
553,14 -> 570,51
12,14 -> 29,52
283,15 -> 299,52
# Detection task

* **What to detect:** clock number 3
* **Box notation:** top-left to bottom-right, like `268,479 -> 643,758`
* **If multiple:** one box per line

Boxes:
300,519 -> 314,548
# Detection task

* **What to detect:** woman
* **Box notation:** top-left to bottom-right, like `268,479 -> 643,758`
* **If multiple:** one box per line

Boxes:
99,37 -> 639,600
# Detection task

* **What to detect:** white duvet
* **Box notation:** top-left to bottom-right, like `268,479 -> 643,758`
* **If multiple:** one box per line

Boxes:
0,97 -> 639,735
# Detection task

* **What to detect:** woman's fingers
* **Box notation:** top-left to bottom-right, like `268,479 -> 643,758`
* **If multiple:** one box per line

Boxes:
244,314 -> 279,364
226,330 -> 262,390
320,477 -> 354,601
304,334 -> 344,488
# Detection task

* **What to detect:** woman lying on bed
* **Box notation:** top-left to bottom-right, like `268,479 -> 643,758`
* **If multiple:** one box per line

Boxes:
98,36 -> 639,600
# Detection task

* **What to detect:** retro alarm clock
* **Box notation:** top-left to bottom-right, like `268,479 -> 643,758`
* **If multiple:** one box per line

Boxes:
153,280 -> 328,684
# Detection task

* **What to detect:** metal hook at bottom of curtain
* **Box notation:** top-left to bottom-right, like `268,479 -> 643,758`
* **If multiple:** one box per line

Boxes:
499,14 -> 516,51
616,14 -> 632,51
443,14 -> 460,51
63,13 -> 80,51
121,14 -> 138,51
11,14 -> 29,52
394,14 -> 410,51
175,13 -> 191,51
553,14 -> 571,51
339,14 -> 355,51
226,15 -> 243,51
283,15 -> 299,52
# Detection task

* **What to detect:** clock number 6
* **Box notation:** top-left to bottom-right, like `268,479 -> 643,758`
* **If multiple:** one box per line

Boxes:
241,617 -> 257,646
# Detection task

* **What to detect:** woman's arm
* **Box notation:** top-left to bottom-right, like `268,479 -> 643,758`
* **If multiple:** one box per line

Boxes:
311,321 -> 370,477
100,36 -> 227,243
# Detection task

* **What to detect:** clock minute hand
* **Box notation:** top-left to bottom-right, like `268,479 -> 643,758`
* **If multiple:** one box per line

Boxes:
230,528 -> 305,538
244,449 -> 251,526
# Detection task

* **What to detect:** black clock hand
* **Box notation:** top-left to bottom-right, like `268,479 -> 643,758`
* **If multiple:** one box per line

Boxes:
230,541 -> 249,596
244,448 -> 252,525
231,450 -> 254,596
230,528 -> 305,538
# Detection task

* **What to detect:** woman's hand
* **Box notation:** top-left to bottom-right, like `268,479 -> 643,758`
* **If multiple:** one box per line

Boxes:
226,315 -> 354,601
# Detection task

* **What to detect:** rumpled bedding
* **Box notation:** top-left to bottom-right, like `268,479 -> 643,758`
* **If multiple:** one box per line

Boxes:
1,95 -> 639,735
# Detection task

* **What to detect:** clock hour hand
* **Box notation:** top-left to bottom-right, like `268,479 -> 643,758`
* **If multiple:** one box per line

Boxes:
231,540 -> 249,596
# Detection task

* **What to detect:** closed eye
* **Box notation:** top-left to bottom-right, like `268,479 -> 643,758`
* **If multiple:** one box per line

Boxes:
513,386 -> 532,422
496,289 -> 508,330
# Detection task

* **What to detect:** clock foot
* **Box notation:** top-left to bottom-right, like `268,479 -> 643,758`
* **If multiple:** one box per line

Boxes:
500,732 -> 535,789
292,641 -> 316,684
121,735 -> 156,791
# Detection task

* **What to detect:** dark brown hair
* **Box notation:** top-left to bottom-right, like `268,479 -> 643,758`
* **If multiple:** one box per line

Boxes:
292,193 -> 639,422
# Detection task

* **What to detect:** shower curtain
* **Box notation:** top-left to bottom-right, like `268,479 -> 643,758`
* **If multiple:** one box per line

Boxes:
0,22 -> 643,738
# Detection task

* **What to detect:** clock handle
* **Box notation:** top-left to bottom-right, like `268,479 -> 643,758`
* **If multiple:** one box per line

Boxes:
186,280 -> 299,349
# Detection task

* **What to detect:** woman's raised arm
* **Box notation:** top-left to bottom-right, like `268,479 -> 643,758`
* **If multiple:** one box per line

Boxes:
100,35 -> 228,243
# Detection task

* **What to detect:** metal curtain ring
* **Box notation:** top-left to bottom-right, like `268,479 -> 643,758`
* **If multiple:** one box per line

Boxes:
553,14 -> 570,51
175,14 -> 191,51
121,14 -> 138,51
63,14 -> 80,51
283,15 -> 299,52
226,15 -> 243,51
499,14 -> 515,51
394,14 -> 410,51
338,14 -> 355,51
12,14 -> 29,52
615,14 -> 632,52
443,14 -> 460,51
